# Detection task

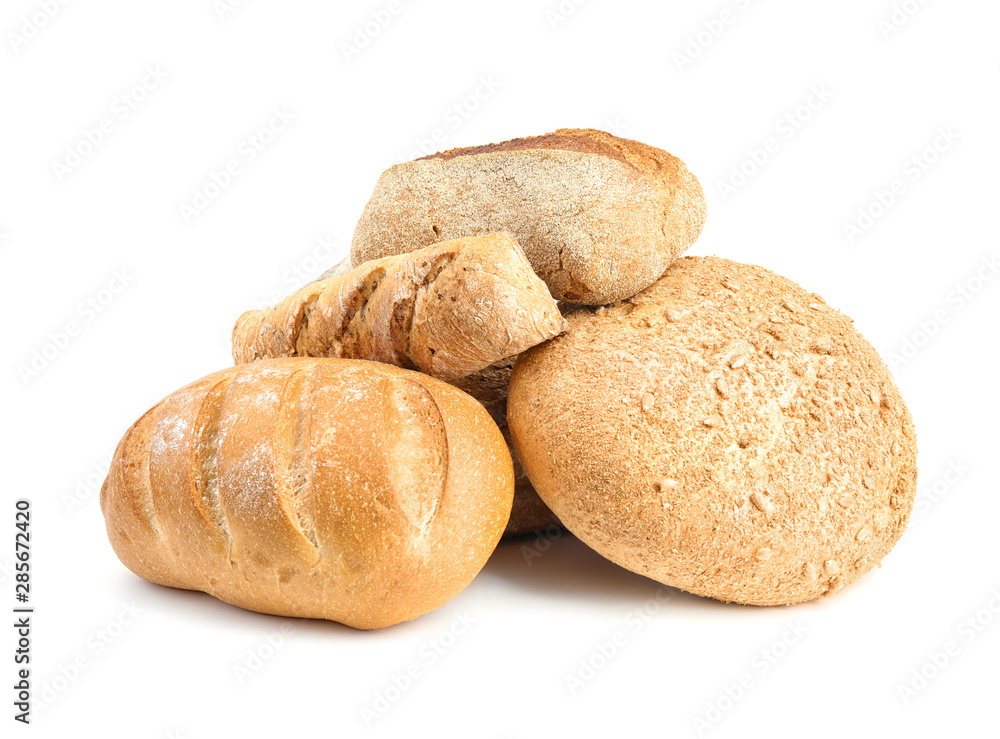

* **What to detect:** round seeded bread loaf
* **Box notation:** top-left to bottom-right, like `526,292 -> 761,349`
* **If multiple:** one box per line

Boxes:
508,256 -> 918,605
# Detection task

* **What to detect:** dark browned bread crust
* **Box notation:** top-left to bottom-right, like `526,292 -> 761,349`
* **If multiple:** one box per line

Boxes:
421,130 -> 628,164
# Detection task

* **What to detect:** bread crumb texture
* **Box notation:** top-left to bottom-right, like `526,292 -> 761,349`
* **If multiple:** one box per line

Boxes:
508,256 -> 918,606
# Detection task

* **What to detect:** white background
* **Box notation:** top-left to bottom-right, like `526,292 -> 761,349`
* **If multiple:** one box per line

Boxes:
2,0 -> 999,736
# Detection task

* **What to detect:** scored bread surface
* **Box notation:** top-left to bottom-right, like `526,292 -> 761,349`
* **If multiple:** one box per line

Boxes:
233,233 -> 565,381
508,256 -> 918,605
100,358 -> 514,629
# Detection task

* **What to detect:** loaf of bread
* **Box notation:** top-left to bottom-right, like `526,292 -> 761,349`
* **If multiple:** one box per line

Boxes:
350,128 -> 707,305
100,358 -> 514,629
233,233 -> 566,381
508,257 -> 918,605
447,359 -> 561,537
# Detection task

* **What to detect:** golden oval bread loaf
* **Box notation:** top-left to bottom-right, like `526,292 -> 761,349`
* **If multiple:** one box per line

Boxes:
233,233 -> 565,381
448,359 -> 561,537
350,128 -> 707,305
100,358 -> 514,629
508,256 -> 918,605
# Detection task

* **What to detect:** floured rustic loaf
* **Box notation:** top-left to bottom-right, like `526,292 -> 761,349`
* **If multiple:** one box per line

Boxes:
508,256 -> 918,605
350,128 -> 706,305
100,358 -> 514,629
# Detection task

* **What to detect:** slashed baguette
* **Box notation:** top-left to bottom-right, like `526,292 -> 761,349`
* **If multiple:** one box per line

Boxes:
100,358 -> 514,629
232,233 -> 565,381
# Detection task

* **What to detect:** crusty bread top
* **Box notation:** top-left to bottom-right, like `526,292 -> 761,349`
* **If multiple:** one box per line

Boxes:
422,128 -> 702,212
353,129 -> 707,305
421,129 -> 630,162
422,128 -> 687,180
